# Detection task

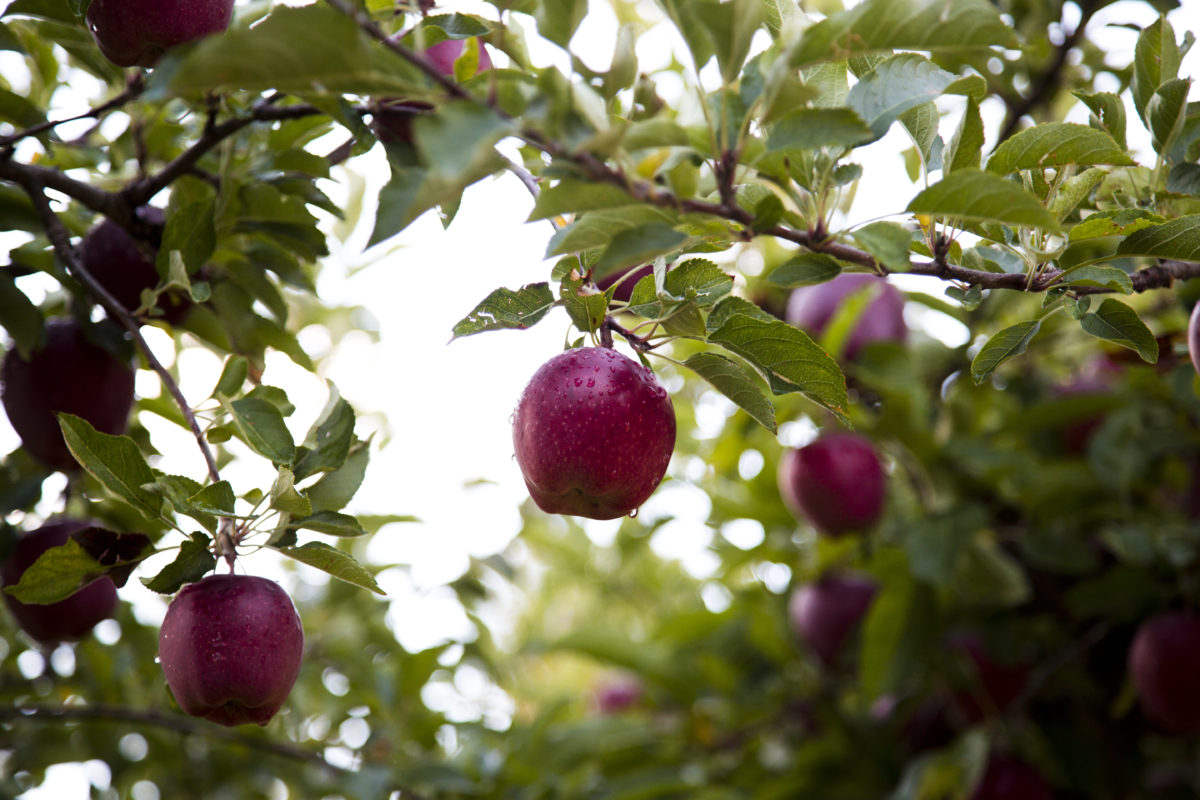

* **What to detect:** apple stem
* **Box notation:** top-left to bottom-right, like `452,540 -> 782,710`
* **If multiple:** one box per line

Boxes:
602,317 -> 654,353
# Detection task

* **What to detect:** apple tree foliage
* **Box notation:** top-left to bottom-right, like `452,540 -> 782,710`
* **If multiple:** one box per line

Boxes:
1,0 -> 1200,796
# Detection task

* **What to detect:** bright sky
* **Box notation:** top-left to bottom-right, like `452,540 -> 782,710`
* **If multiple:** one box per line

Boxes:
4,0 -> 1198,796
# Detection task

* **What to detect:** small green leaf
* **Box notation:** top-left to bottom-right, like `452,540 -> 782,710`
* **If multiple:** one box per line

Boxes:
765,254 -> 843,287
707,314 -> 848,418
1116,215 -> 1200,260
706,296 -> 777,333
287,511 -> 368,538
853,222 -> 912,271
970,319 -> 1042,384
451,282 -> 556,339
156,198 -> 215,278
188,481 -> 237,516
224,397 -> 296,465
4,538 -> 109,605
1148,78 -> 1191,157
59,415 -> 165,521
212,355 -> 248,398
275,542 -> 384,594
1057,266 -> 1133,294
590,224 -> 687,278
307,440 -> 370,513
293,384 -> 355,480
847,53 -> 956,140
907,169 -> 1059,230
270,468 -> 312,517
1132,17 -> 1181,124
683,352 -> 776,433
1069,208 -> 1164,241
765,107 -> 874,152
944,95 -> 984,174
141,534 -> 216,595
1073,91 -> 1127,149
528,181 -> 636,221
1079,298 -> 1159,363
986,123 -> 1134,174
1049,167 -> 1107,222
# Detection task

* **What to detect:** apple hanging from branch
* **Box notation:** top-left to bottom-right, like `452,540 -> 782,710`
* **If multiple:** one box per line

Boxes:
85,0 -> 236,68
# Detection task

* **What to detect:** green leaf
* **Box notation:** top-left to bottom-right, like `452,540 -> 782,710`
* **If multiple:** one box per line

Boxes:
1049,167 -> 1107,222
547,206 -> 678,257
1132,17 -> 1181,124
590,224 -> 687,278
970,319 -> 1042,384
224,397 -> 296,465
1057,266 -> 1133,294
859,565 -> 936,700
764,107 -> 874,153
621,118 -> 689,150
287,511 -> 368,538
846,53 -> 956,140
270,468 -> 312,517
59,414 -> 165,521
692,0 -> 765,84
1116,214 -> 1200,260
307,440 -> 370,513
212,355 -> 248,398
293,385 -> 355,480
528,180 -> 637,221
705,296 -> 777,333
956,537 -> 1031,607
1079,298 -> 1159,363
765,254 -> 842,287
1069,208 -> 1164,241
369,153 -> 504,246
907,169 -> 1059,230
1148,78 -> 1192,158
852,222 -> 911,271
275,542 -> 384,594
707,314 -> 848,418
157,197 -> 215,278
414,102 -> 515,184
141,534 -> 216,595
1074,91 -> 1127,149
4,538 -> 109,605
0,269 -> 44,358
188,481 -> 236,516
143,475 -> 217,533
899,101 -> 943,173
151,5 -> 424,97
451,282 -> 556,339
683,353 -> 776,433
534,0 -> 588,47
943,95 -> 983,174
986,123 -> 1134,174
789,0 -> 1017,67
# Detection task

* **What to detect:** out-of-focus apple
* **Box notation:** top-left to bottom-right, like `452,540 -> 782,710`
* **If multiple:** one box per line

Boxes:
947,632 -> 1029,722
969,755 -> 1055,800
778,433 -> 886,536
788,572 -> 877,666
1129,611 -> 1200,734
596,265 -> 654,305
86,0 -> 235,68
786,274 -> 906,361
80,207 -> 191,324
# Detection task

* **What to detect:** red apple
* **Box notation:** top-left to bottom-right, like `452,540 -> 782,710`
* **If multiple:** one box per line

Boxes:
947,632 -> 1029,722
778,433 -> 886,536
375,37 -> 492,145
86,0 -> 235,68
1,520 -> 118,645
788,572 -> 877,666
1129,611 -> 1200,734
596,264 -> 654,304
512,346 -> 675,520
158,574 -> 304,727
2,318 -> 136,472
80,207 -> 190,324
593,677 -> 643,714
786,274 -> 907,361
970,755 -> 1054,800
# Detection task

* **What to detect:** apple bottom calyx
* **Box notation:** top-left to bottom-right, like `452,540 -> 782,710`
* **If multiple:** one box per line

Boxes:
158,574 -> 304,727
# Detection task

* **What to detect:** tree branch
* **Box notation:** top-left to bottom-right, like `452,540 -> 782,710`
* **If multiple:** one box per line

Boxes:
19,181 -> 221,485
0,74 -> 146,150
997,0 -> 1099,142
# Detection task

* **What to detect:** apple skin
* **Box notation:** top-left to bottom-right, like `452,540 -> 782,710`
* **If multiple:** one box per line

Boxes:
80,207 -> 190,324
158,574 -> 304,727
1188,302 -> 1200,376
593,677 -> 643,714
512,346 -> 675,520
375,38 -> 492,145
1,520 -> 118,645
777,433 -> 886,536
947,632 -> 1029,722
1129,612 -> 1200,734
786,274 -> 907,361
2,318 -> 136,472
788,572 -> 877,666
969,755 -> 1055,800
596,265 -> 654,304
86,0 -> 235,68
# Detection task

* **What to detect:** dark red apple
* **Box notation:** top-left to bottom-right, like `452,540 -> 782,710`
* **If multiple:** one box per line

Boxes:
788,572 -> 877,666
80,207 -> 190,324
593,677 -> 643,714
86,0 -> 235,68
158,574 -> 304,727
375,37 -> 493,145
1129,611 -> 1200,734
970,755 -> 1054,800
1,519 -> 118,645
786,274 -> 907,360
596,264 -> 654,304
777,433 -> 886,536
947,632 -> 1029,722
512,346 -> 675,520
1188,302 -> 1200,376
2,318 -> 136,472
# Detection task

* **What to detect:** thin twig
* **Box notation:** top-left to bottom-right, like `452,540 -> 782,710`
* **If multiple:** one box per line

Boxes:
21,182 -> 221,485
0,75 -> 146,150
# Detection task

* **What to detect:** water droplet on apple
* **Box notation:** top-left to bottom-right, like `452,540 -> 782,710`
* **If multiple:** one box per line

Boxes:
628,508 -> 639,518
586,378 -> 595,388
